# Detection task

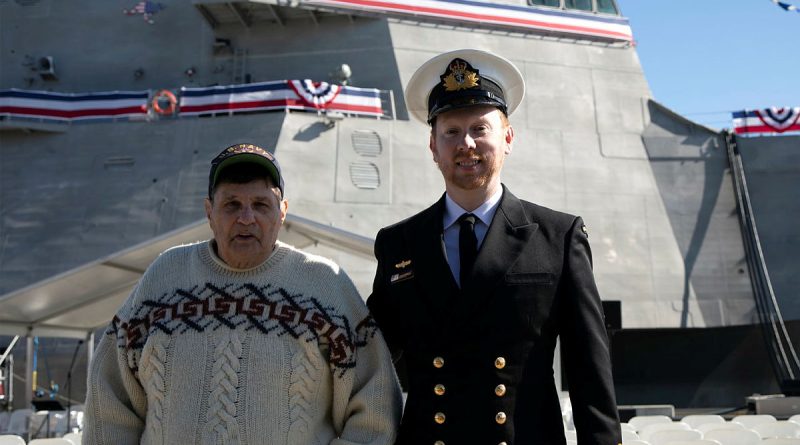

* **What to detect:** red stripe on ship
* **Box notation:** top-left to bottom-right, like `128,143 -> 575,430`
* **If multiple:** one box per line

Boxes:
180,99 -> 381,114
0,105 -> 146,118
734,124 -> 800,134
315,0 -> 633,41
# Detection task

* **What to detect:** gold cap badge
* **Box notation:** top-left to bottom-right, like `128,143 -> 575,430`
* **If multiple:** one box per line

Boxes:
441,58 -> 480,92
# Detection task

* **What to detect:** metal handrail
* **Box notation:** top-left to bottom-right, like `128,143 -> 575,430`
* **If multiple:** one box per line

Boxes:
0,336 -> 19,367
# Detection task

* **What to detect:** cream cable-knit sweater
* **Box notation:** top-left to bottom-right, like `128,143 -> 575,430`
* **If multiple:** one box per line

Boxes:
84,240 -> 402,445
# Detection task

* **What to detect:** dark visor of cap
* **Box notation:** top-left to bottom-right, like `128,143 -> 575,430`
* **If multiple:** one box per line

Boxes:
427,76 -> 507,123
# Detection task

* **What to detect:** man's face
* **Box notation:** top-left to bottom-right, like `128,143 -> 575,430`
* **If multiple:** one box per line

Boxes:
205,179 -> 288,269
429,105 -> 514,194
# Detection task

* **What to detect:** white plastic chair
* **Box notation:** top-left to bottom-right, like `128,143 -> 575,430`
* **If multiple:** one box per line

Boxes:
731,413 -> 777,429
623,440 -> 651,445
28,439 -> 74,445
629,415 -> 673,432
54,407 -> 84,436
28,411 -> 56,440
639,422 -> 690,441
622,429 -> 640,442
696,421 -> 745,434
0,412 -> 11,433
663,440 -> 722,445
0,435 -> 26,445
647,429 -> 701,445
4,409 -> 31,437
753,421 -> 800,439
762,439 -> 800,445
621,422 -> 637,432
680,414 -> 725,430
565,429 -> 577,440
703,429 -> 761,445
62,432 -> 82,445
789,414 -> 800,425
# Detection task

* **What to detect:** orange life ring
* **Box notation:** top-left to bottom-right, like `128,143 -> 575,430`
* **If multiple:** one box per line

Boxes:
152,89 -> 177,115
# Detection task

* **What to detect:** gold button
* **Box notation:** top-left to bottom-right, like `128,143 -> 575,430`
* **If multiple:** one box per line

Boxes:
495,357 -> 506,369
433,356 -> 445,368
434,442 -> 445,445
495,412 -> 507,424
434,412 -> 446,424
495,384 -> 506,396
434,384 -> 446,396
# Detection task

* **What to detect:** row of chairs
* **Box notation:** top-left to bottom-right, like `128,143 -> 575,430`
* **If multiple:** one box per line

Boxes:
612,414 -> 800,445
0,435 -> 81,445
620,430 -> 798,445
617,440 -> 800,445
0,410 -> 31,437
628,414 -> 798,431
0,407 -> 84,442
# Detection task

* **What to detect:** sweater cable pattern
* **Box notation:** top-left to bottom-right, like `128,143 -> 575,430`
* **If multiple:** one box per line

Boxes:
203,330 -> 243,444
288,343 -> 324,442
141,339 -> 169,442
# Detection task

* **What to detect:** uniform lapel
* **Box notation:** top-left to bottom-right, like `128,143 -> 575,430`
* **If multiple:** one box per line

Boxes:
406,195 -> 458,315
453,186 -> 539,323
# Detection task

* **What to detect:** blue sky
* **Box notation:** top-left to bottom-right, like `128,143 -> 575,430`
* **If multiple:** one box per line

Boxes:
615,0 -> 800,130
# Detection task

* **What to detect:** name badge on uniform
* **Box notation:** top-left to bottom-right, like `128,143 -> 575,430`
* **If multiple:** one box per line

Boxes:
391,259 -> 414,284
390,271 -> 414,284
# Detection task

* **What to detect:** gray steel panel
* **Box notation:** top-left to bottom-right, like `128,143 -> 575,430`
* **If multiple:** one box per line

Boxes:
334,121 -> 392,203
738,134 -> 800,321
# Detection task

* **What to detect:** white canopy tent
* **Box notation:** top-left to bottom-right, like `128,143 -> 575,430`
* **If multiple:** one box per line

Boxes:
0,214 -> 374,338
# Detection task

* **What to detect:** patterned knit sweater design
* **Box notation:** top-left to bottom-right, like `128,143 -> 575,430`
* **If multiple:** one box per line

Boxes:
84,241 -> 401,445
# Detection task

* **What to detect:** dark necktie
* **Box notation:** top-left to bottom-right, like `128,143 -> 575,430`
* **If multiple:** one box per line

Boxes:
458,213 -> 478,288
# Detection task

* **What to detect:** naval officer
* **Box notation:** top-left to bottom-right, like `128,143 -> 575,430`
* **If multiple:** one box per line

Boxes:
367,49 -> 621,445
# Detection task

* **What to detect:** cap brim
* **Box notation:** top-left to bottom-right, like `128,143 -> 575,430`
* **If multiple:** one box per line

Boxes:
404,49 -> 525,124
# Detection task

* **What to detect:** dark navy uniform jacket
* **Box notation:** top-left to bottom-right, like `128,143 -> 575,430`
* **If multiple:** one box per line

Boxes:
367,186 -> 621,445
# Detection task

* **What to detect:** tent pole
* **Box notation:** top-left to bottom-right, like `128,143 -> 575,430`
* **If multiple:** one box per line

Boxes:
87,331 -> 95,374
25,335 -> 33,408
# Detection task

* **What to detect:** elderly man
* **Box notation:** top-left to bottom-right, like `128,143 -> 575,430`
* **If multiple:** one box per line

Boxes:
367,50 -> 621,444
85,143 -> 401,444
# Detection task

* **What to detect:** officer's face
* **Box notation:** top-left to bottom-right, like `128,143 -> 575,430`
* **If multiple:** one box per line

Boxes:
429,105 -> 513,194
205,179 -> 288,269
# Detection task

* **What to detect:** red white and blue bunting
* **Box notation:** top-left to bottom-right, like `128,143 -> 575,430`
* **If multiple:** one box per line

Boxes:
303,0 -> 633,42
0,80 -> 386,123
0,89 -> 148,121
732,108 -> 800,135
289,80 -> 340,108
179,80 -> 383,117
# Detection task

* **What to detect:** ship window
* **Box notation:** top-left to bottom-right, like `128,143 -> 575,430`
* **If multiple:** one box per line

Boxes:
528,0 -> 620,15
565,0 -> 592,11
596,0 -> 618,14
528,0 -> 561,7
